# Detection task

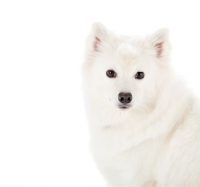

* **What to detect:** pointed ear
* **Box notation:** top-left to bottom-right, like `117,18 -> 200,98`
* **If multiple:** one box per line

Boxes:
149,28 -> 170,58
86,22 -> 109,52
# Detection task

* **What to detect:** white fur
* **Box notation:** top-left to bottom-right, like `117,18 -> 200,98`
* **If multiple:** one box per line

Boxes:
82,22 -> 200,187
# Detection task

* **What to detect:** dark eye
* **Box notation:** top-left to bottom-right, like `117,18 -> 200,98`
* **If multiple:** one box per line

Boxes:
135,72 -> 145,79
106,70 -> 117,78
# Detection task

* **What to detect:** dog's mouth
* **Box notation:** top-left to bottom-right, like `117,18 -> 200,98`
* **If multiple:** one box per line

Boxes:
118,105 -> 131,109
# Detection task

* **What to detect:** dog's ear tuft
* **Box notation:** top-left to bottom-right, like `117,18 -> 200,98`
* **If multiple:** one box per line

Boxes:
88,22 -> 108,51
149,28 -> 170,58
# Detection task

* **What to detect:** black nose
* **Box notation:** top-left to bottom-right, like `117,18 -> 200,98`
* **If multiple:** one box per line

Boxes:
118,92 -> 132,104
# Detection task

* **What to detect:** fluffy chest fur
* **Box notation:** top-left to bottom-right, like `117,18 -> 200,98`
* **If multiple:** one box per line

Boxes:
90,124 -> 166,187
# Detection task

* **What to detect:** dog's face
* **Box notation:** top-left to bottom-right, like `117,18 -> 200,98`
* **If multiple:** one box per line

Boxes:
83,23 -> 171,120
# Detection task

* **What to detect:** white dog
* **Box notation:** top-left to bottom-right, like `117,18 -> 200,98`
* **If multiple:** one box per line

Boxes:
82,22 -> 200,187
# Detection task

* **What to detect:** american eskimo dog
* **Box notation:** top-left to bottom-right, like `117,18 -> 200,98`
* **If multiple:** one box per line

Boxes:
82,22 -> 200,187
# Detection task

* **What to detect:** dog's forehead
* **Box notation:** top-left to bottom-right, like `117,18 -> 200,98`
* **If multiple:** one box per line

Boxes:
101,36 -> 146,71
117,43 -> 138,56
116,37 -> 144,60
115,39 -> 143,69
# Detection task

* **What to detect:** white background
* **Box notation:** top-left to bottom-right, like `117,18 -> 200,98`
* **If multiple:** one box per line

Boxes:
0,0 -> 200,187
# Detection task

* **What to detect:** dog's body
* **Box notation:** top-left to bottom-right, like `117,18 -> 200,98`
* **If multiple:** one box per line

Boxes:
82,23 -> 200,187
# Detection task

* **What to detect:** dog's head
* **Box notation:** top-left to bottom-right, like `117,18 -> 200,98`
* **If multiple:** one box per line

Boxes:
82,23 -> 171,123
